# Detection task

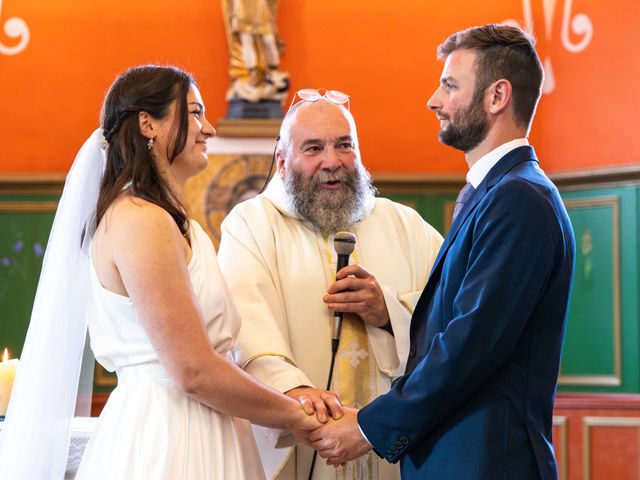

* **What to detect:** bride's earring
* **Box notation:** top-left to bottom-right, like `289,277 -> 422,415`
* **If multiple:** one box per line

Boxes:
147,136 -> 155,151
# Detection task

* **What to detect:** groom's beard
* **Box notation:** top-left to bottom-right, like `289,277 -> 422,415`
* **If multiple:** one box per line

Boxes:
438,87 -> 490,153
284,163 -> 376,233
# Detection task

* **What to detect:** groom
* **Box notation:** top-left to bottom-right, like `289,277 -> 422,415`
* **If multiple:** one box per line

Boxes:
310,24 -> 575,479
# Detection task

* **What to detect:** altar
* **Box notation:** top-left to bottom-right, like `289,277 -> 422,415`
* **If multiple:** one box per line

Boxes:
0,417 -> 98,479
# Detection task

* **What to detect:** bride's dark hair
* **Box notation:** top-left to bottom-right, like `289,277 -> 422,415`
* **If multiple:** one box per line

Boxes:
98,65 -> 193,236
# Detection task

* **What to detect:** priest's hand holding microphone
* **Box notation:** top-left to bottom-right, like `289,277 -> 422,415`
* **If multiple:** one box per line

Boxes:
324,234 -> 391,330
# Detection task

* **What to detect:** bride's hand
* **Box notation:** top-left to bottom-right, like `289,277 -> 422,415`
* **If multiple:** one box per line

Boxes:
286,406 -> 323,447
292,406 -> 323,430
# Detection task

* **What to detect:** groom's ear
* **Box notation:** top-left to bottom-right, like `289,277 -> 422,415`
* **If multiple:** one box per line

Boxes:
486,79 -> 512,116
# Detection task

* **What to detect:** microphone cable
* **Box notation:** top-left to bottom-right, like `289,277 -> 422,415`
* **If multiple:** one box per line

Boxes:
307,331 -> 341,480
258,136 -> 280,195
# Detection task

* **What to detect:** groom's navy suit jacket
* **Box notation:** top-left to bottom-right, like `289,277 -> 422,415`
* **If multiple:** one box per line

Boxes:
359,146 -> 575,479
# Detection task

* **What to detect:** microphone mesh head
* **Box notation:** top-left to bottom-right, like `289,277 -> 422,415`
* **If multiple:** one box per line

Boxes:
334,231 -> 356,255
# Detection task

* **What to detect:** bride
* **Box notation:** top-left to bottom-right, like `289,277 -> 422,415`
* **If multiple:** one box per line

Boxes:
0,65 -> 320,479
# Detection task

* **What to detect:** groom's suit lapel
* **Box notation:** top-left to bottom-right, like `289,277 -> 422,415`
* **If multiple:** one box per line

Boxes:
411,146 -> 539,333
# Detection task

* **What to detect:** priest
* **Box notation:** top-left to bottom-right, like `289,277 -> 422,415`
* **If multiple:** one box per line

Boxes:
218,93 -> 443,480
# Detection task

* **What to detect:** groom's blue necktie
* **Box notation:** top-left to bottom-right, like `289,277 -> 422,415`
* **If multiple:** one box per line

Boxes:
452,182 -> 475,221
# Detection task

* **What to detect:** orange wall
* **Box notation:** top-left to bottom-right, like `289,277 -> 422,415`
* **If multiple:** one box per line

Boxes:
0,0 -> 637,174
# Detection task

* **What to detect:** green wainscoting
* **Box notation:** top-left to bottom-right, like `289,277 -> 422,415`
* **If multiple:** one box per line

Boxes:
1,173 -> 639,399
383,181 -> 640,394
384,192 -> 458,235
0,178 -> 115,393
558,186 -> 639,392
0,193 -> 58,358
0,181 -> 117,395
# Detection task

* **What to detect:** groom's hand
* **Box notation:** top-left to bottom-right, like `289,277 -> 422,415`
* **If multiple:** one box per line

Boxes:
310,407 -> 372,465
285,386 -> 343,423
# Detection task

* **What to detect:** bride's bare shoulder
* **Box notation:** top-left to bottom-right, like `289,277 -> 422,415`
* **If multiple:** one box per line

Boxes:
98,195 -> 180,241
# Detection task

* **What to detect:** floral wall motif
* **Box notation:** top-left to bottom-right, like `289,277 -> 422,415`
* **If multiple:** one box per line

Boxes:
0,234 -> 44,299
0,211 -> 54,357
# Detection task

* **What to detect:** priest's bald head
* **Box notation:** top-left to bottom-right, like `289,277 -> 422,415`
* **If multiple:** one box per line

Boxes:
275,99 -> 376,233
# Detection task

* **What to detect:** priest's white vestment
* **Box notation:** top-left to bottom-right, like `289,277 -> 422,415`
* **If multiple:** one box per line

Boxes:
218,177 -> 443,480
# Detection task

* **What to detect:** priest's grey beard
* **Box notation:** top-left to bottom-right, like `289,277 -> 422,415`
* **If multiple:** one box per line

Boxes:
284,163 -> 377,233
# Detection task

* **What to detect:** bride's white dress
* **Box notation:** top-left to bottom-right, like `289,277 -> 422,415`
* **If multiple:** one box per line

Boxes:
76,220 -> 266,479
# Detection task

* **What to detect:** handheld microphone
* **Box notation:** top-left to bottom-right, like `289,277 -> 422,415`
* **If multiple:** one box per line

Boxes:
332,231 -> 356,353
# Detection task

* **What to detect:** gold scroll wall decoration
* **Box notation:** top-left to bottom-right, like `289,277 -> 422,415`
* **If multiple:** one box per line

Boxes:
503,0 -> 593,94
582,229 -> 593,281
0,0 -> 30,56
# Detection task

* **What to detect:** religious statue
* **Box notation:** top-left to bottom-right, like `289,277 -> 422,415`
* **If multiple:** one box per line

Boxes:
221,0 -> 289,118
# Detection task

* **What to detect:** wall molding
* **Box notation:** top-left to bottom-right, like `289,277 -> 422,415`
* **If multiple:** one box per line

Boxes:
552,416 -> 569,480
374,164 -> 640,194
373,173 -> 465,194
549,164 -> 640,190
0,201 -> 58,212
558,197 -> 621,387
1,164 -> 638,195
555,392 -> 640,410
0,173 -> 65,195
582,416 -> 640,480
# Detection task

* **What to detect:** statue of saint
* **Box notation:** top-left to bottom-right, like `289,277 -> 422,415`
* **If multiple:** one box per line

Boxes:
221,0 -> 289,114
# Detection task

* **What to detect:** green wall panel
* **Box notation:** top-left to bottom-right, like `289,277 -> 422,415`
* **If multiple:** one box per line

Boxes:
1,183 -> 638,398
385,184 -> 640,394
558,186 -> 639,393
384,192 -> 457,236
0,196 -> 57,358
560,198 -> 619,384
0,192 -> 114,395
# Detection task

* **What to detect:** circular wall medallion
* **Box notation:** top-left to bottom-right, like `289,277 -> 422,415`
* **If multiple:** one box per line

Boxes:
204,155 -> 271,242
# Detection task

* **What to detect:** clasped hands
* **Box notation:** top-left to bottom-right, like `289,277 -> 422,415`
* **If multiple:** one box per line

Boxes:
286,387 -> 372,466
283,265 -> 388,464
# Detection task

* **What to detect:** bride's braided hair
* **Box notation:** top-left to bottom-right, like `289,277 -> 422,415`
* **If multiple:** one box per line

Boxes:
98,65 -> 193,237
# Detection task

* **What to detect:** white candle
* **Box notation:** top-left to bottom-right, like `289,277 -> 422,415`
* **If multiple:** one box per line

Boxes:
0,348 -> 19,417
